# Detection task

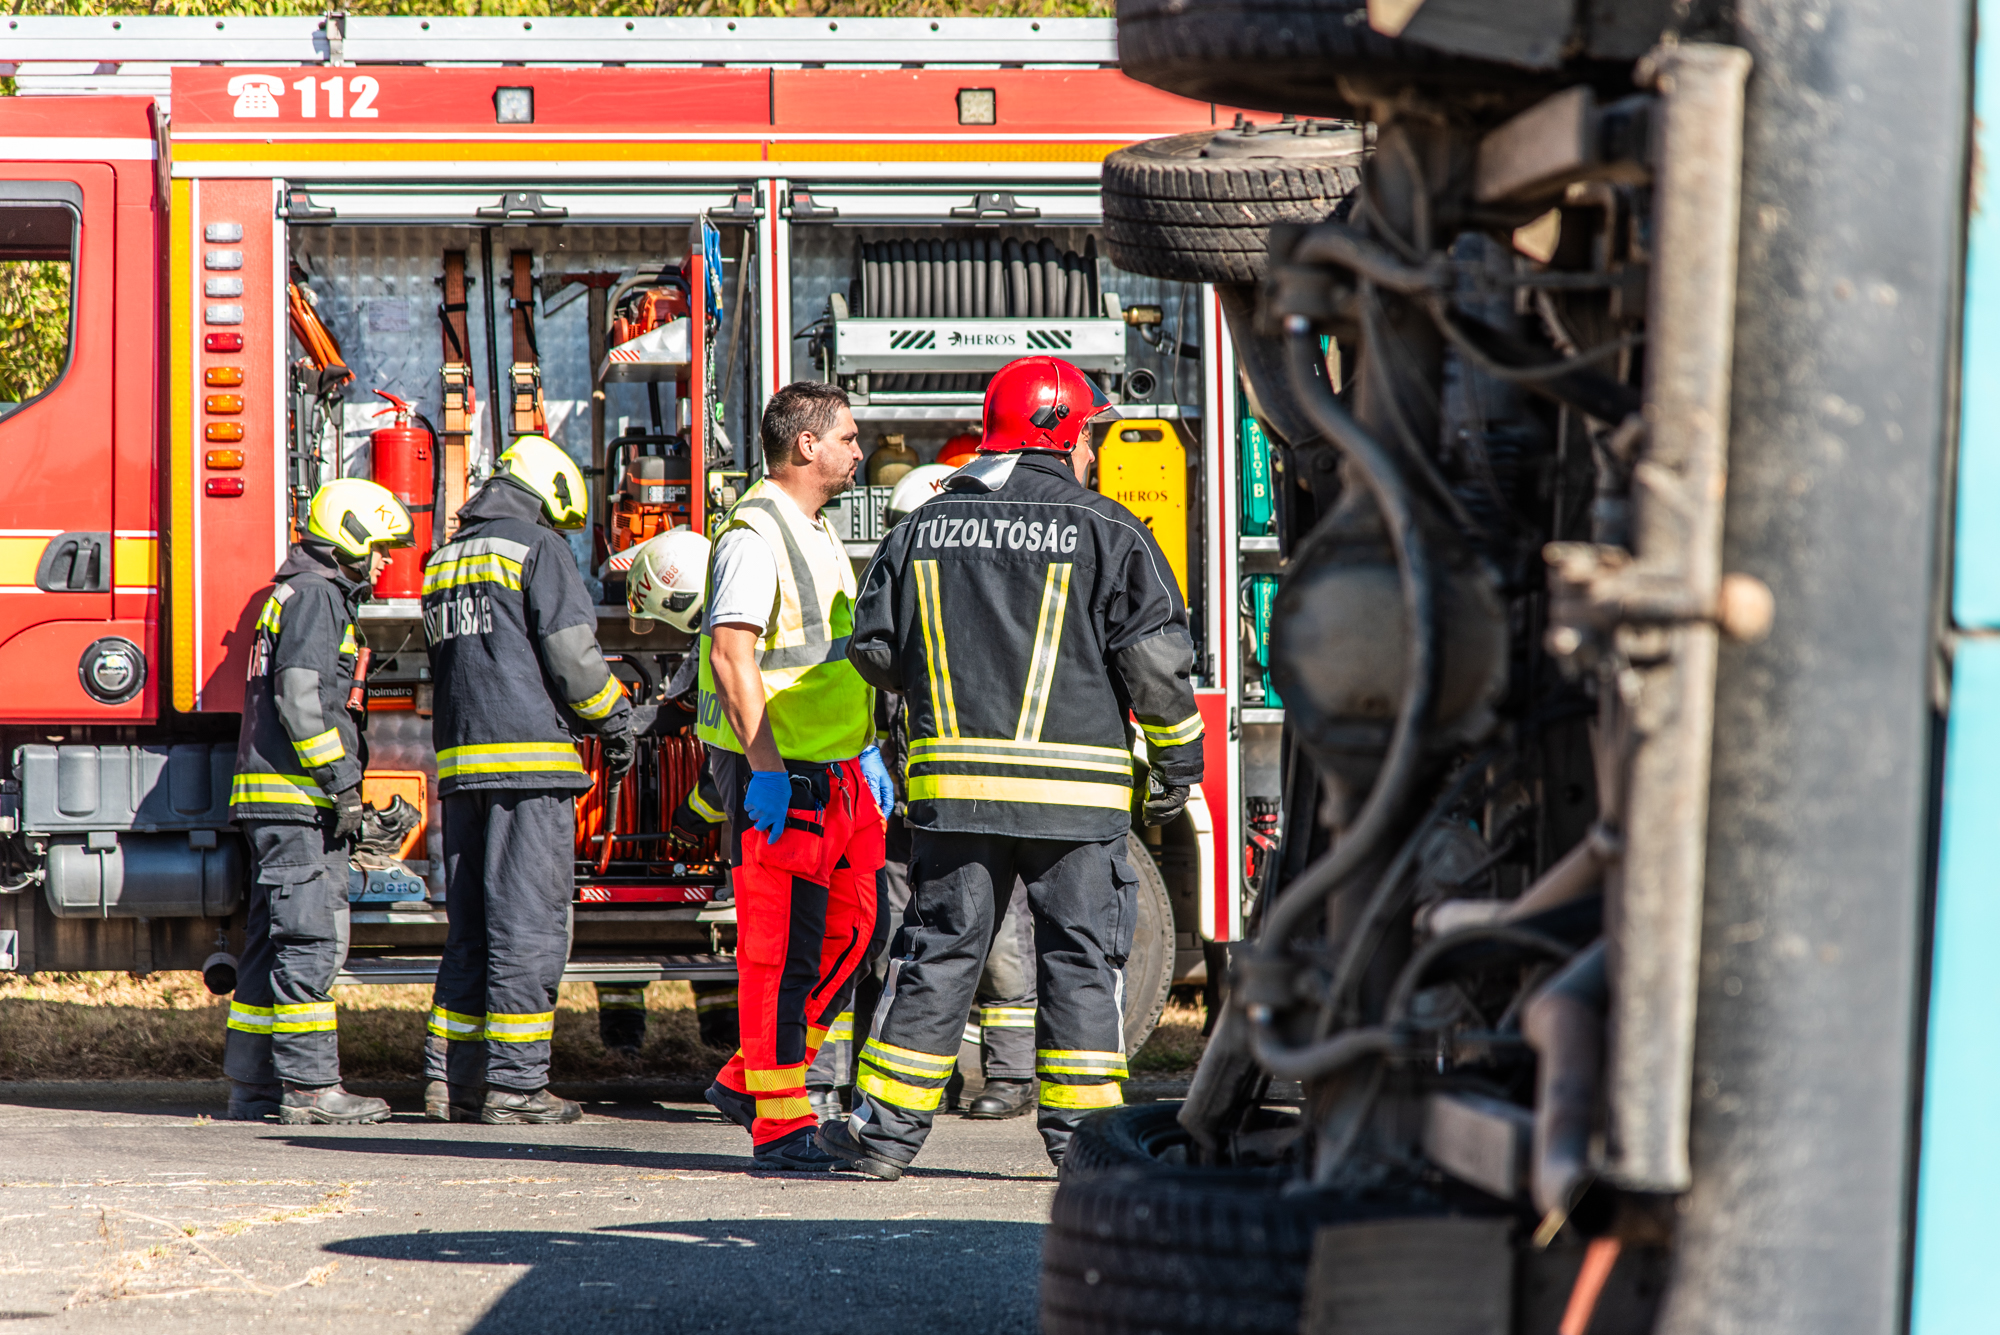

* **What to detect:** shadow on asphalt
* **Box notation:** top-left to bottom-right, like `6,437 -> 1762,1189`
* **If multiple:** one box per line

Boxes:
325,1219 -> 1044,1334
270,1133 -> 1053,1182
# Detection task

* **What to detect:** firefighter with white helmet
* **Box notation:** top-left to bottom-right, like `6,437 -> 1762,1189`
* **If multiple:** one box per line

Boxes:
418,434 -> 636,1124
224,478 -> 413,1124
884,463 -> 957,529
626,526 -> 712,633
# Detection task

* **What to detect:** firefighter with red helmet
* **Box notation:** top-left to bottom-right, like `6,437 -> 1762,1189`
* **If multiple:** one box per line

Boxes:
818,355 -> 1204,1176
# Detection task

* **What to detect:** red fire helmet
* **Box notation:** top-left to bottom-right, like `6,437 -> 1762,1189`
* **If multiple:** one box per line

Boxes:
978,355 -> 1114,454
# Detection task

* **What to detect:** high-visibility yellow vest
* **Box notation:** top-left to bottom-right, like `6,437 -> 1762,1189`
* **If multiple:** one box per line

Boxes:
696,479 -> 873,762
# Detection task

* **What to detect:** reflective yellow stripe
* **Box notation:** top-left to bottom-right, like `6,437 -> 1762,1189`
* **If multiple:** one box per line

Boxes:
1138,711 -> 1206,747
226,1002 -> 275,1034
485,1010 -> 555,1042
596,985 -> 646,1009
427,1006 -> 484,1039
255,594 -> 285,634
294,727 -> 344,767
437,742 -> 585,779
572,675 -> 624,721
909,746 -> 1133,777
1039,1080 -> 1124,1110
913,559 -> 958,737
272,1001 -> 337,1034
422,552 -> 524,595
979,1006 -> 1037,1029
746,1064 -> 808,1092
1014,562 -> 1071,742
754,1095 -> 815,1121
1037,1049 -> 1129,1078
688,788 -> 726,823
339,624 -> 359,655
823,1012 -> 855,1042
907,773 -> 1134,810
857,1066 -> 945,1111
231,773 -> 334,808
860,1038 -> 958,1081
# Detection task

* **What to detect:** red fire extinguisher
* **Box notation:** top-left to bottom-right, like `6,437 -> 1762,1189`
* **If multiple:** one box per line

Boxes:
370,389 -> 433,600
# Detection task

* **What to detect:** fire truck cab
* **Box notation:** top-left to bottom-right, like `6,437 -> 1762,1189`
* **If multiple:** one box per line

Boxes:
0,19 -> 1270,1046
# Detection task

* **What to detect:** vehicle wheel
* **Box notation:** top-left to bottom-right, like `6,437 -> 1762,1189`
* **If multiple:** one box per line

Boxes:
1102,126 -> 1365,284
1115,0 -> 1557,121
1041,1104 -> 1329,1335
1123,832 -> 1176,1057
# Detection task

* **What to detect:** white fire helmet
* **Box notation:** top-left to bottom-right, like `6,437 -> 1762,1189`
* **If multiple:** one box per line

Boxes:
625,526 -> 711,633
885,464 -> 957,528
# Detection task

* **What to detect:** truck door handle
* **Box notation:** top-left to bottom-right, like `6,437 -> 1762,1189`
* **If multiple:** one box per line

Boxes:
34,531 -> 113,593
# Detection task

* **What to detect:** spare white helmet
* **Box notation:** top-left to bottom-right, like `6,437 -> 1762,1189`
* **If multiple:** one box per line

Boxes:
886,464 -> 956,528
625,526 -> 711,633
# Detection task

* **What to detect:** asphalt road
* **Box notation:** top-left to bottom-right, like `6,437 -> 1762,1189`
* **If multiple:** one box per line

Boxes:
0,1085 -> 1058,1334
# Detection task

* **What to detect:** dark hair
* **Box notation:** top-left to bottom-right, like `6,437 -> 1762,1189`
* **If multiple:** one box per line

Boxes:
760,381 -> 851,467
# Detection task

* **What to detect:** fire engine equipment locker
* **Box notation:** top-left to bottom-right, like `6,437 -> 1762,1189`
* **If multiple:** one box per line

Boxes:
1096,419 -> 1189,602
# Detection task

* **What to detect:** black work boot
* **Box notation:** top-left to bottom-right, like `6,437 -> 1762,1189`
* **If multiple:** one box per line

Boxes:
224,1081 -> 282,1121
965,1079 -> 1036,1120
814,1119 -> 905,1181
752,1125 -> 849,1173
704,1081 -> 755,1132
424,1080 -> 486,1122
482,1087 -> 582,1125
598,1009 -> 647,1055
279,1084 -> 392,1125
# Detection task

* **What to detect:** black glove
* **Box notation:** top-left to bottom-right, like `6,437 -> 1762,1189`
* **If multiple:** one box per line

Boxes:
332,786 -> 367,843
1143,775 -> 1190,828
602,729 -> 637,781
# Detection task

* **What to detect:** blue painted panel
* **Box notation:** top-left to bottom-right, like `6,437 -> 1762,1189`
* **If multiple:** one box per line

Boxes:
1911,639 -> 2000,1333
1957,0 -> 2000,626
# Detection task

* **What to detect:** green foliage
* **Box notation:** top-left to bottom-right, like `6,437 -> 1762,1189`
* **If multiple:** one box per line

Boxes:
1,0 -> 1110,16
0,261 -> 72,407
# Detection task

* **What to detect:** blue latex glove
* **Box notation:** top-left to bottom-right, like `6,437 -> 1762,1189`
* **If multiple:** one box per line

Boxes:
743,770 -> 792,840
858,745 -> 896,817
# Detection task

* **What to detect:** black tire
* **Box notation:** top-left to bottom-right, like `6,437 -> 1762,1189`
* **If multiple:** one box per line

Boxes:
1123,832 -> 1176,1056
1116,0 -> 1561,120
1041,1105 -> 1332,1335
1102,129 -> 1363,283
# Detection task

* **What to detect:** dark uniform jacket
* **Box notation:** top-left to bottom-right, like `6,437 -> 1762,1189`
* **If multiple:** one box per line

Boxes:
230,542 -> 368,822
848,449 -> 1204,843
423,477 -> 633,796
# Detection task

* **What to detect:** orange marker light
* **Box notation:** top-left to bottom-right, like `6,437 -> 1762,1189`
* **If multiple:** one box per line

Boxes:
205,478 -> 245,497
204,367 -> 244,387
205,449 -> 245,470
205,422 -> 245,442
205,394 -> 244,414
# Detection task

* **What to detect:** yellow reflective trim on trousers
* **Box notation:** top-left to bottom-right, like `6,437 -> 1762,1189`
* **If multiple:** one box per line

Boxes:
294,727 -> 344,766
860,1038 -> 958,1080
1138,711 -> 1206,747
1014,562 -> 1072,742
1038,1049 -> 1130,1078
755,1095 -> 815,1121
437,742 -> 585,778
1039,1080 -> 1124,1110
980,1006 -> 1037,1028
273,1002 -> 337,1034
746,1064 -> 808,1092
913,559 -> 959,737
485,1010 -> 556,1042
428,1006 -> 484,1039
907,773 -> 1134,810
422,552 -> 523,596
572,674 -> 623,721
823,1012 -> 855,1042
857,1066 -> 946,1112
230,773 -> 335,808
227,1002 -> 275,1033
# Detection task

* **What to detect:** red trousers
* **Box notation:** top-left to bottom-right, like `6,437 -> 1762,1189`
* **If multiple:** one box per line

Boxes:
715,753 -> 884,1145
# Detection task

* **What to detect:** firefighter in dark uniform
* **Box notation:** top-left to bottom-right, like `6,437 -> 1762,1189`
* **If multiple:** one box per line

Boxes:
818,355 -> 1204,1175
225,479 -> 413,1124
421,435 -> 636,1125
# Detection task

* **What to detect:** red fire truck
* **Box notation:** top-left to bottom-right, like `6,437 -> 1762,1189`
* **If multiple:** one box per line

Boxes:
0,16 -> 1279,1052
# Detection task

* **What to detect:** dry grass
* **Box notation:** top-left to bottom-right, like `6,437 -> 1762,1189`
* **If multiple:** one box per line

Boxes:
0,971 -> 1207,1081
0,973 -> 726,1082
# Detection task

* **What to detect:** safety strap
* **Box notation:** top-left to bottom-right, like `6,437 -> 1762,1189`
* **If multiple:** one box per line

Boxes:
509,249 -> 547,436
437,249 -> 474,541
